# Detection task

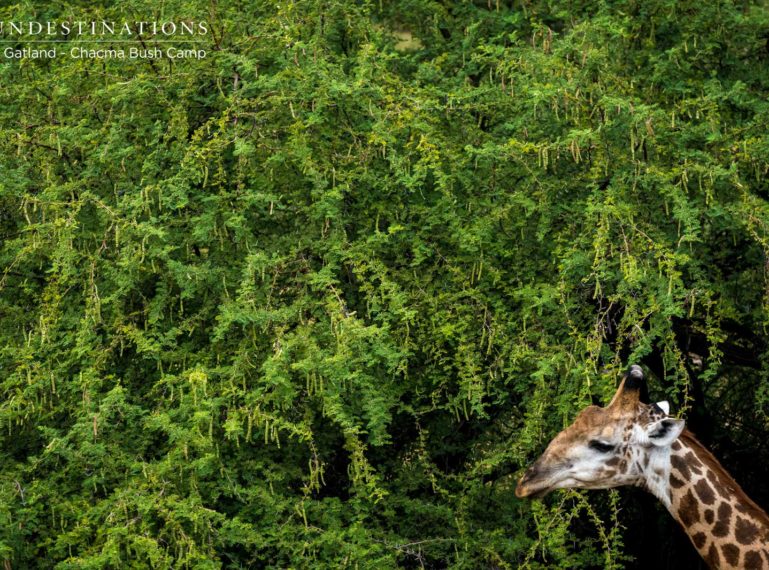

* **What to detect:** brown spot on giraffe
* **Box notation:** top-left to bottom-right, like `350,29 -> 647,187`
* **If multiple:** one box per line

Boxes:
671,454 -> 691,479
721,543 -> 740,566
692,532 -> 707,549
679,489 -> 700,527
694,478 -> 716,505
670,473 -> 685,489
685,451 -> 703,468
736,517 -> 760,545
704,508 -> 715,524
706,543 -> 721,567
708,469 -> 729,496
712,502 -> 732,538
744,550 -> 763,568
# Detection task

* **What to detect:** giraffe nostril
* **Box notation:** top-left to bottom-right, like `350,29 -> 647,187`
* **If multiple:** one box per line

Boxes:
520,463 -> 547,486
522,466 -> 537,481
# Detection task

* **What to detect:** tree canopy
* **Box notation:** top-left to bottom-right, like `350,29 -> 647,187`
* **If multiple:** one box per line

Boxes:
1,0 -> 769,567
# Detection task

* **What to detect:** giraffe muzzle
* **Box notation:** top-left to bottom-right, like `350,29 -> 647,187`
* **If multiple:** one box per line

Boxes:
515,463 -> 557,499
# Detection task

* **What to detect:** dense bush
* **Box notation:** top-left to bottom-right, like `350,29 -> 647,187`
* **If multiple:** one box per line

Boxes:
2,0 -> 769,567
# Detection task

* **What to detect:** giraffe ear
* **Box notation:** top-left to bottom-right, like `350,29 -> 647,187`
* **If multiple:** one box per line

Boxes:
653,401 -> 670,415
646,418 -> 685,446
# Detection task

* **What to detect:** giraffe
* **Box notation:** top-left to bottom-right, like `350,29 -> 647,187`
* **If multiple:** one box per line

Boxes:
515,365 -> 769,569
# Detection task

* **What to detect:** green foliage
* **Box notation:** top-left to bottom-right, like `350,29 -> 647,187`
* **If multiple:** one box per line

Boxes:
2,0 -> 769,567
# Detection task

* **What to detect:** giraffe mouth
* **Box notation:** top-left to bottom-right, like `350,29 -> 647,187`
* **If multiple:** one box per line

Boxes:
515,480 -> 556,499
515,474 -> 560,499
517,472 -> 597,499
516,461 -> 576,499
528,487 -> 553,499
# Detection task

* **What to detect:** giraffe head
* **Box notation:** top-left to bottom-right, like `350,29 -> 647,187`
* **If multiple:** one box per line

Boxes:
515,365 -> 685,499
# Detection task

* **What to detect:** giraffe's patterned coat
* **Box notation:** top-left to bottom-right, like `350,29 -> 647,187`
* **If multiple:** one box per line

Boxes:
515,365 -> 769,569
668,434 -> 769,568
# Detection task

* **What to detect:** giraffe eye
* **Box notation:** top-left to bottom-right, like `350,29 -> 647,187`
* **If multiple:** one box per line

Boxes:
588,440 -> 615,453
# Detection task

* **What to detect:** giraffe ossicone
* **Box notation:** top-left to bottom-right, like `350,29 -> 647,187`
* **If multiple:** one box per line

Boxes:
515,365 -> 769,569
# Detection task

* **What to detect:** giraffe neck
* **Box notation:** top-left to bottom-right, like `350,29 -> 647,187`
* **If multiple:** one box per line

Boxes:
640,430 -> 769,569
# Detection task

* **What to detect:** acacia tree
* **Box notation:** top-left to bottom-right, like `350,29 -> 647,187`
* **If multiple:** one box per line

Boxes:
1,0 -> 769,568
